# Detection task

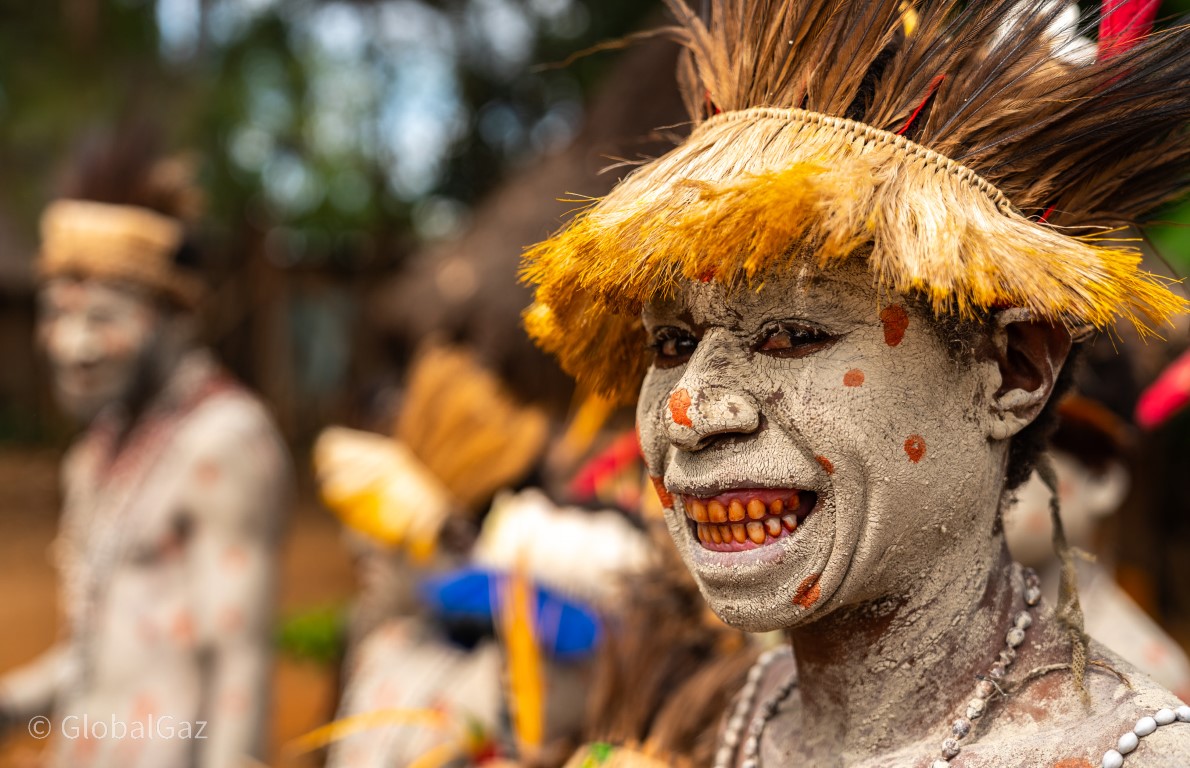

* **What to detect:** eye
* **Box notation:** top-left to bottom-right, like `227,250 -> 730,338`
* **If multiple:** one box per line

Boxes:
649,327 -> 698,368
757,322 -> 835,358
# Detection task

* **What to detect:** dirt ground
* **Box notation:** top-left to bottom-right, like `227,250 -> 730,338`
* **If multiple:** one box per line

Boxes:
0,446 -> 357,768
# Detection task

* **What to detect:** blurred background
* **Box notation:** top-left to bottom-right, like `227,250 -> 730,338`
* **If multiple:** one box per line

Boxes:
1,0 -> 1190,766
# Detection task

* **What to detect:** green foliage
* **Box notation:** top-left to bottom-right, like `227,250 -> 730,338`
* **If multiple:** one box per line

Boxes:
274,603 -> 347,666
0,0 -> 664,273
1150,198 -> 1190,273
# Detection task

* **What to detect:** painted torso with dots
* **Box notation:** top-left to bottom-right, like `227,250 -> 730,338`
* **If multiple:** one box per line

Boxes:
1,278 -> 289,768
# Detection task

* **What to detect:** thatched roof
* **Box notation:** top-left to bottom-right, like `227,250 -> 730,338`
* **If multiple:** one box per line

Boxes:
369,33 -> 689,414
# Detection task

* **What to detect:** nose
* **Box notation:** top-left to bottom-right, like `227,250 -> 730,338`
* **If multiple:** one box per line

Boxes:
45,316 -> 101,368
664,340 -> 761,452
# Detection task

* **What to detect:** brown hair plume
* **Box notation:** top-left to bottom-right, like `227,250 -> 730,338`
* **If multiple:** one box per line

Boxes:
62,120 -> 204,223
667,0 -> 1189,228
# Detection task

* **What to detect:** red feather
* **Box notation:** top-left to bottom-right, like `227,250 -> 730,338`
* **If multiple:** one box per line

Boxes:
1099,0 -> 1160,60
1135,348 -> 1190,429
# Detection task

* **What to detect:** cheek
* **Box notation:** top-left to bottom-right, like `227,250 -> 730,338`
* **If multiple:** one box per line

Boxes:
97,311 -> 156,364
770,332 -> 978,478
37,319 -> 63,359
636,370 -> 679,473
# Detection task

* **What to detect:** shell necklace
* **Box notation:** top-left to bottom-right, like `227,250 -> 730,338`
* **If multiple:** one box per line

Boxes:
714,567 -> 1042,768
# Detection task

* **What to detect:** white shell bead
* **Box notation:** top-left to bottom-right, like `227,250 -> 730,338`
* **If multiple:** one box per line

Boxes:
1102,749 -> 1124,768
1134,716 -> 1158,736
1015,611 -> 1033,629
1006,627 -> 1026,647
1155,708 -> 1176,725
931,762 -> 950,768
1176,705 -> 1190,722
1117,731 -> 1139,754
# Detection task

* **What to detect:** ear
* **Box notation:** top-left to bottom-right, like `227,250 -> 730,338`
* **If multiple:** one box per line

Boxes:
985,309 -> 1073,441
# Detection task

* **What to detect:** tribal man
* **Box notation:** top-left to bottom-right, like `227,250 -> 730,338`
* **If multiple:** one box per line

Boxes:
523,1 -> 1190,765
0,145 -> 290,768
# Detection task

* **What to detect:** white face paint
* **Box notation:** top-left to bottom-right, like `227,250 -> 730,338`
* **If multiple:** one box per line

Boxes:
637,260 -> 1016,632
37,278 -> 162,422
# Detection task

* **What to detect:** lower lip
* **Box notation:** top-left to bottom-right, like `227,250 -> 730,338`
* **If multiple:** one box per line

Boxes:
681,490 -> 816,552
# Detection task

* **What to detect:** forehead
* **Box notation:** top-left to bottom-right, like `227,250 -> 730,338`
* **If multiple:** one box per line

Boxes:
643,260 -> 888,328
41,277 -> 152,311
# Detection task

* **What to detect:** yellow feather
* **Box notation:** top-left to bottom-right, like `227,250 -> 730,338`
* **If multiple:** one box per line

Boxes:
408,742 -> 465,768
500,561 -> 545,753
285,708 -> 451,756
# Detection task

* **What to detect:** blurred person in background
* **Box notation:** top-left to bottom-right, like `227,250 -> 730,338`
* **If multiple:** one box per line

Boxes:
1004,395 -> 1190,700
309,344 -> 657,766
0,131 -> 291,768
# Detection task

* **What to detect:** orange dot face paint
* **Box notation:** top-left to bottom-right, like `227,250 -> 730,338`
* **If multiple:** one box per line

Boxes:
651,475 -> 675,509
843,369 -> 865,387
815,455 -> 834,475
904,435 -> 927,463
792,573 -> 822,608
668,388 -> 694,427
879,304 -> 909,346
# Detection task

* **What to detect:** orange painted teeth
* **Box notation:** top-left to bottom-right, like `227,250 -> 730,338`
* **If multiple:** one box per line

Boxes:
685,491 -> 810,548
683,494 -> 800,523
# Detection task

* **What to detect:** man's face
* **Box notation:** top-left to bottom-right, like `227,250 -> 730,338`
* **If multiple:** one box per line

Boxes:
636,260 -> 1010,632
37,277 -> 161,423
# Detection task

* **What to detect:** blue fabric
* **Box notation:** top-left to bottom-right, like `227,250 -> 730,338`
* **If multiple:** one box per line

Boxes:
420,567 -> 601,660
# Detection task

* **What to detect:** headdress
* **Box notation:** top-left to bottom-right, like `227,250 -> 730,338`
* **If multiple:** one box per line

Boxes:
38,200 -> 201,307
36,128 -> 205,307
314,344 -> 549,559
522,0 -> 1190,402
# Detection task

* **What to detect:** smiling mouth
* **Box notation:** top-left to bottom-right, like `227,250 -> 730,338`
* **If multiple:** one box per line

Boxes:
682,489 -> 817,551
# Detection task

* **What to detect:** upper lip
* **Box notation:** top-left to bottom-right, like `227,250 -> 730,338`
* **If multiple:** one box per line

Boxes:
665,480 -> 819,500
678,487 -> 811,503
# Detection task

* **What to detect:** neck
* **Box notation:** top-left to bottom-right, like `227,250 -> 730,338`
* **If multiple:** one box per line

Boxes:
109,345 -> 205,447
784,543 -> 1020,760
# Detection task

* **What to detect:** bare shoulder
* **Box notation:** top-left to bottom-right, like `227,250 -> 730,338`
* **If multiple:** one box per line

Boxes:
172,385 -> 290,477
1085,644 -> 1190,767
185,385 -> 283,449
973,640 -> 1190,767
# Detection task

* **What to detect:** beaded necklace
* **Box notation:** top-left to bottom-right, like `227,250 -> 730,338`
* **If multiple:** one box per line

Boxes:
715,567 -> 1043,768
716,566 -> 1190,768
